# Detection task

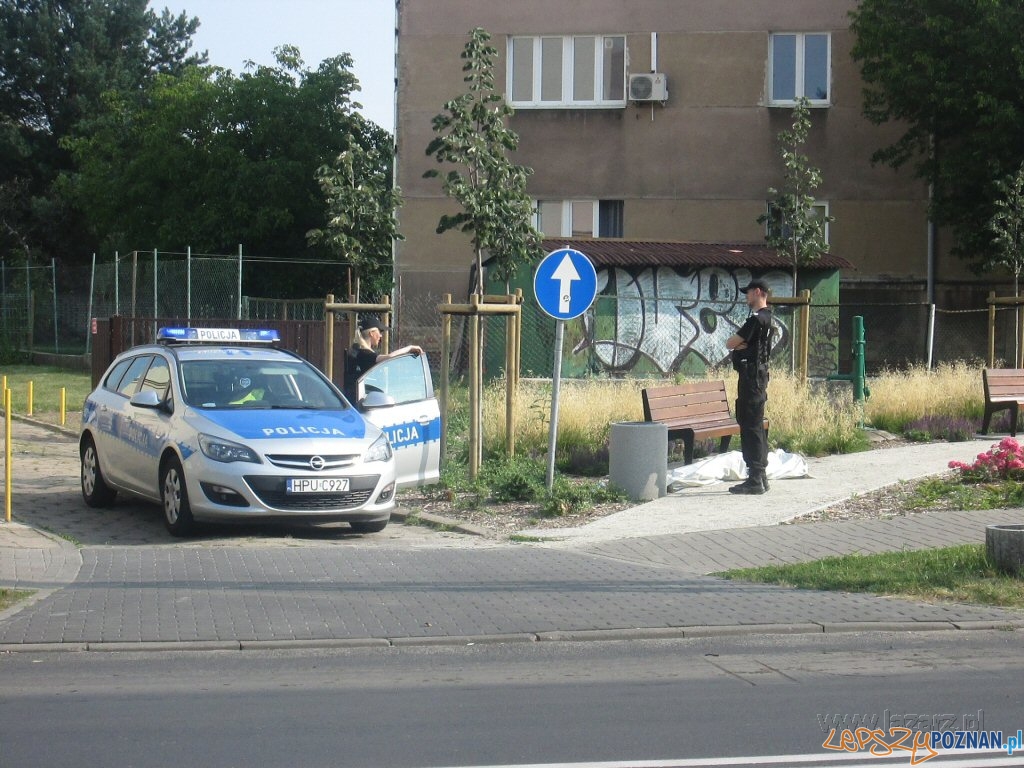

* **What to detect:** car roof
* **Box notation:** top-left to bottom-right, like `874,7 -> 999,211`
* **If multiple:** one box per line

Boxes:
172,346 -> 302,363
114,343 -> 304,364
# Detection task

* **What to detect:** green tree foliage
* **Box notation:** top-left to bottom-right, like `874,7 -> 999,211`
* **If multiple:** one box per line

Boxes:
0,0 -> 204,261
758,97 -> 832,292
308,116 -> 401,301
985,164 -> 1024,295
424,27 -> 541,295
63,48 -> 369,296
850,0 -> 1024,266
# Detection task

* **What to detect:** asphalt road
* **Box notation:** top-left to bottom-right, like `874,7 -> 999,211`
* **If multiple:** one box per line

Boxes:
2,631 -> 1023,768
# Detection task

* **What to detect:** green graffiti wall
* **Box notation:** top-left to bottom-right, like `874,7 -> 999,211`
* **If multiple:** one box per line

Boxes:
485,264 -> 840,378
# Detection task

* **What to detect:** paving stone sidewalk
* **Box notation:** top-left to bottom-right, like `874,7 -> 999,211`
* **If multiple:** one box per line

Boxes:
1,418 -> 1022,648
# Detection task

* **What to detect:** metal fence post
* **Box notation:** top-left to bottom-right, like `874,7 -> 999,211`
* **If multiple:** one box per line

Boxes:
927,303 -> 936,370
51,258 -> 58,354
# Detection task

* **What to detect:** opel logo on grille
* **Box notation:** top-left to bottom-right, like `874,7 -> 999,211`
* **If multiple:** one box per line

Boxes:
309,455 -> 326,471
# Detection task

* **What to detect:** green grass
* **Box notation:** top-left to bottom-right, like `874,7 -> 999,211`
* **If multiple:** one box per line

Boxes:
908,476 -> 1024,510
719,545 -> 1024,608
0,588 -> 35,612
0,365 -> 92,415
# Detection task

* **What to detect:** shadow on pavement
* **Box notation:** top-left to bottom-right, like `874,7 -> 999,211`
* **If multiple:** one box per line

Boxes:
15,486 -> 394,547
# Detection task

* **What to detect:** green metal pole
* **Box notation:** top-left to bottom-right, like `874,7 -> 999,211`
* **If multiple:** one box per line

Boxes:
852,315 -> 865,403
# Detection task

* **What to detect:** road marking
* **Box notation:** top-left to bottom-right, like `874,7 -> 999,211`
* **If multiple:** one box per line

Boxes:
426,748 -> 1020,768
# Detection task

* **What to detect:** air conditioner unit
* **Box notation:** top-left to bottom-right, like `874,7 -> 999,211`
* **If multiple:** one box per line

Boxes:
628,73 -> 668,102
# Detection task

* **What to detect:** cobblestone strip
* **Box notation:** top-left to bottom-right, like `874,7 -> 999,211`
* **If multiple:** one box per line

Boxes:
0,545 -> 1018,645
578,508 -> 1024,574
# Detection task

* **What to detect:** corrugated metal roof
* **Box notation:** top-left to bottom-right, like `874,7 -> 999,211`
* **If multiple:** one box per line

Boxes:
539,238 -> 853,270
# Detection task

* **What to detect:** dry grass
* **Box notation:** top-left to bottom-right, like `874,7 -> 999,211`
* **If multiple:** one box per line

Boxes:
865,361 -> 984,429
482,377 -> 645,453
476,363 -> 986,459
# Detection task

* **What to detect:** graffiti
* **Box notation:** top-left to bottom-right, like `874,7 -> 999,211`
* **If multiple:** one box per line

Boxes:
582,266 -> 792,373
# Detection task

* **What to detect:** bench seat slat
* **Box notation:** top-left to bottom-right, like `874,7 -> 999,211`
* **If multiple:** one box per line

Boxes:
642,380 -> 768,465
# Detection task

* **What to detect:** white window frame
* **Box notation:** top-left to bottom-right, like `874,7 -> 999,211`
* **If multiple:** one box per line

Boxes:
508,35 -> 627,109
534,199 -> 600,237
768,32 -> 831,107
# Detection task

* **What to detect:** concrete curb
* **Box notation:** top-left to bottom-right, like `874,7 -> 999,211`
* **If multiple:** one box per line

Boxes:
390,507 -> 489,537
2,620 -> 1020,653
9,413 -> 78,439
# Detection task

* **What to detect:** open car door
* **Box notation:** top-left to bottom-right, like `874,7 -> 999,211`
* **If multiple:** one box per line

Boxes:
357,352 -> 441,488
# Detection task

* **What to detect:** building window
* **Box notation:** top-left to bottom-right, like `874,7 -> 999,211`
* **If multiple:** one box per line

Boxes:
769,33 -> 830,105
765,201 -> 830,243
536,200 -> 623,238
509,35 -> 627,108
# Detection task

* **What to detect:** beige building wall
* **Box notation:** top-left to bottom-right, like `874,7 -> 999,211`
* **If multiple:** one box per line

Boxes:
397,0 -> 951,302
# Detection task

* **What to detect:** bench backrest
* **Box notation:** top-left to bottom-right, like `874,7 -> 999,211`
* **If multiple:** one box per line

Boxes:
642,381 -> 732,426
984,368 -> 1024,400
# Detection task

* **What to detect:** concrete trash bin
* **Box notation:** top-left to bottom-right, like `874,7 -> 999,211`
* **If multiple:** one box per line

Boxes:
609,421 -> 668,501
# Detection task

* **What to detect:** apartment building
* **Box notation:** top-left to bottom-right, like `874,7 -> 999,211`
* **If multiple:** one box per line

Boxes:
395,1 -> 977,373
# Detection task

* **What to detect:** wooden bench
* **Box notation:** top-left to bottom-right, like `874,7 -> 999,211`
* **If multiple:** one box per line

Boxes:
641,380 -> 769,465
981,368 -> 1024,436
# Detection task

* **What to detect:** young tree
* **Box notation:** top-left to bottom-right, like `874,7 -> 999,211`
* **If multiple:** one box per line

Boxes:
308,116 -> 401,301
986,164 -> 1024,297
850,0 -> 1024,266
423,27 -> 541,295
758,97 -> 833,294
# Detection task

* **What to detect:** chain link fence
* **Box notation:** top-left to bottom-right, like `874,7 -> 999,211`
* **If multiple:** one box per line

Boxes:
6,250 -> 1024,377
0,251 -> 351,357
397,293 -> 1024,383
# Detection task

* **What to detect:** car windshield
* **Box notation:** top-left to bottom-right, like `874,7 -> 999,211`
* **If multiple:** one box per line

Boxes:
180,359 -> 346,410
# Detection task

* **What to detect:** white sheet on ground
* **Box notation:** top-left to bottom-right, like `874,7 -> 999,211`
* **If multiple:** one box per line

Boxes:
667,449 -> 808,491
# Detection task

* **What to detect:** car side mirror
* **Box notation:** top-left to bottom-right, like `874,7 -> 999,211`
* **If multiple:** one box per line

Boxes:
360,391 -> 396,410
130,389 -> 168,411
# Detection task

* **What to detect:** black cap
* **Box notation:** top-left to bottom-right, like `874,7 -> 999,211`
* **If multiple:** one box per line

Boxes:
358,316 -> 388,333
741,279 -> 770,294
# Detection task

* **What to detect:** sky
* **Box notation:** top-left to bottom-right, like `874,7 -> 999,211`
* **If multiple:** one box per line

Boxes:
161,0 -> 397,133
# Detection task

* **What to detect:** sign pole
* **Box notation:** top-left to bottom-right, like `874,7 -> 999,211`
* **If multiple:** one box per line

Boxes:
533,247 -> 598,495
546,320 -> 565,491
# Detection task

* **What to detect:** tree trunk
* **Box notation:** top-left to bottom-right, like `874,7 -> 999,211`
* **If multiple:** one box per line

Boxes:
789,262 -> 798,375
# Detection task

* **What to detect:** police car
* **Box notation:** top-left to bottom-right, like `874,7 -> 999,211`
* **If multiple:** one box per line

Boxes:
79,327 -> 441,536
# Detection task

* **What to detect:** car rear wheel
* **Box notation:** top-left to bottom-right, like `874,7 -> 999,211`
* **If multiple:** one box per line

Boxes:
349,520 -> 388,534
161,456 -> 196,537
81,436 -> 117,507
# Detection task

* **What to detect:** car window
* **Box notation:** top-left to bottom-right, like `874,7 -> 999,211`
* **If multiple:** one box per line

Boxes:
115,355 -> 153,397
361,354 -> 429,405
180,359 -> 346,409
138,356 -> 171,401
103,358 -> 134,392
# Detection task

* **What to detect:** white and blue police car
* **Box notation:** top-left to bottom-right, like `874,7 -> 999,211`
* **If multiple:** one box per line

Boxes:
80,327 -> 440,536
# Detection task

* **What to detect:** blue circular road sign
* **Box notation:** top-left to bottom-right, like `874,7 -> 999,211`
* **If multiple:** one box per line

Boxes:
533,248 -> 598,320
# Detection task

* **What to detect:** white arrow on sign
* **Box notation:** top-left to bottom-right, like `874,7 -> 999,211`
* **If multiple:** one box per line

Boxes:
551,253 -> 581,313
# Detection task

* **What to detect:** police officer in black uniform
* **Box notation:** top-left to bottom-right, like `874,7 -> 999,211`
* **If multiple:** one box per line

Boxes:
726,279 -> 774,494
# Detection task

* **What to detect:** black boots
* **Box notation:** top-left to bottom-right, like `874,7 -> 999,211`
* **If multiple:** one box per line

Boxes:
729,470 -> 768,495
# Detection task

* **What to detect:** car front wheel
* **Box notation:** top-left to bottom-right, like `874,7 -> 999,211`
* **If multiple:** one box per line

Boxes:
161,456 -> 196,537
81,436 -> 117,507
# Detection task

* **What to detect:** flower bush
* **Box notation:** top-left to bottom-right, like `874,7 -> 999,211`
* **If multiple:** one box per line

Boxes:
949,438 -> 1024,483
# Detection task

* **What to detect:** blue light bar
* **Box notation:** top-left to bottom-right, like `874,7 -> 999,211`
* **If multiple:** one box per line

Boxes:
157,327 -> 281,343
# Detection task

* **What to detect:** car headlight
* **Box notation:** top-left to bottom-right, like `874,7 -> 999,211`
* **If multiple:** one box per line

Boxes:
198,433 -> 261,464
365,433 -> 393,463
